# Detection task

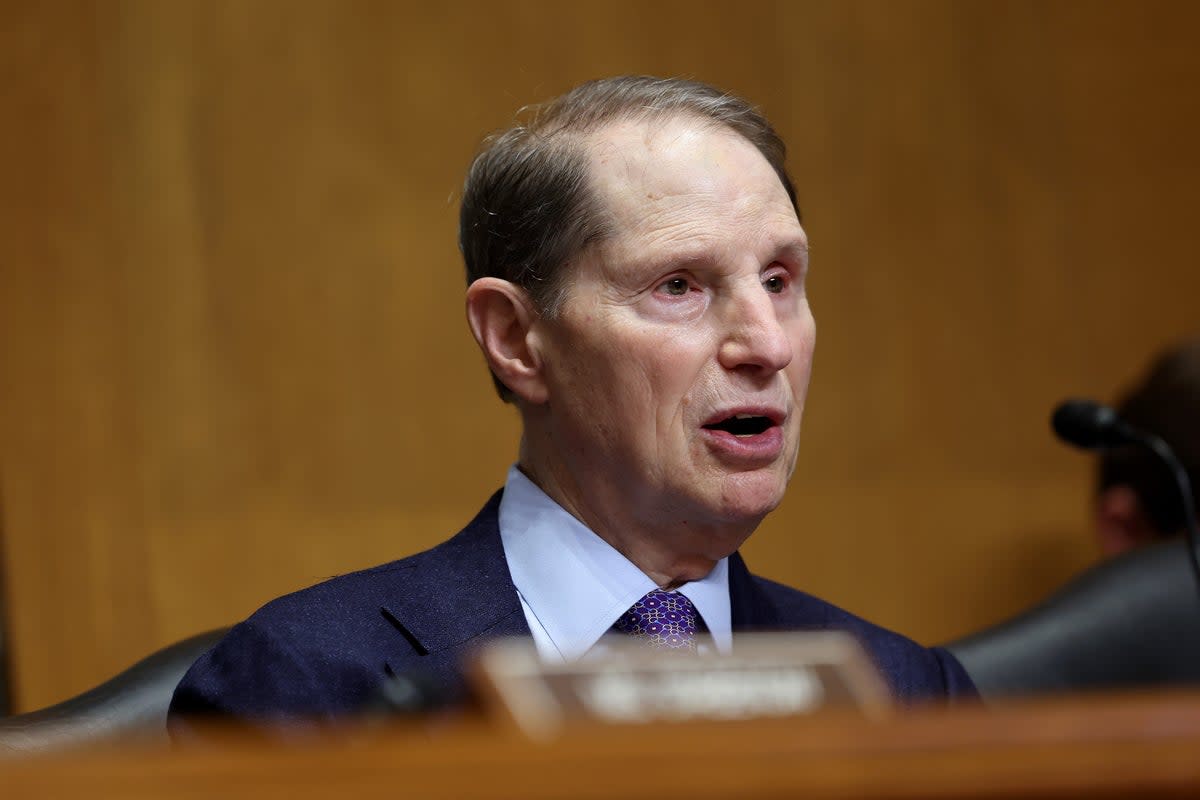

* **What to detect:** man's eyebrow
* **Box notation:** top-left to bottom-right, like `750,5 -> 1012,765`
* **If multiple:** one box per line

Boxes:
774,238 -> 810,264
635,248 -> 717,277
636,240 -> 810,276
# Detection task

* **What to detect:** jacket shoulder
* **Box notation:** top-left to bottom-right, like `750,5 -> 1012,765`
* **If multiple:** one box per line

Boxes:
168,560 -> 420,727
747,575 -> 977,702
169,494 -> 507,728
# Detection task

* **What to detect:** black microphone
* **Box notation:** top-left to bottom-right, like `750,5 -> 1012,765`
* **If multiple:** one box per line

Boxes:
1051,398 -> 1139,449
1051,398 -> 1200,600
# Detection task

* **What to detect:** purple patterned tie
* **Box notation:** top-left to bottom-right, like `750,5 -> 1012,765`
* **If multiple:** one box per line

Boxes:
613,589 -> 701,652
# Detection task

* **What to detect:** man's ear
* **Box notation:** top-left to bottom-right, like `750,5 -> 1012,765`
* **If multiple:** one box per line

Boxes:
465,278 -> 549,405
1094,484 -> 1158,557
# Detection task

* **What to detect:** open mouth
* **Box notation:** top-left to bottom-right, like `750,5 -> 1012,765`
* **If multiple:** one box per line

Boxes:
702,414 -> 776,438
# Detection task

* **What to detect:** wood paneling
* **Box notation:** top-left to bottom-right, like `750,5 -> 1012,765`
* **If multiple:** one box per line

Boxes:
2,0 -> 1198,710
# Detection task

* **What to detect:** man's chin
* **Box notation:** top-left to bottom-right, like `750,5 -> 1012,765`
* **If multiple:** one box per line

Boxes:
712,471 -> 788,524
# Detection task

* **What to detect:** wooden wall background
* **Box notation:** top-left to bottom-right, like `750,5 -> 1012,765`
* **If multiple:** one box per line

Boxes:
2,0 -> 1198,712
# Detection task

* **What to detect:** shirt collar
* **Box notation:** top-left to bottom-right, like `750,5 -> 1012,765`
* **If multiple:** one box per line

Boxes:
498,465 -> 732,661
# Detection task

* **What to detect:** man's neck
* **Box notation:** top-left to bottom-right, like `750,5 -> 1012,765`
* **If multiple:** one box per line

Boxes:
515,443 -> 752,588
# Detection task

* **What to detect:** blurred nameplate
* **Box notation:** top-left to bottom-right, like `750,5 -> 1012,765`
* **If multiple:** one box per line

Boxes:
472,632 -> 892,738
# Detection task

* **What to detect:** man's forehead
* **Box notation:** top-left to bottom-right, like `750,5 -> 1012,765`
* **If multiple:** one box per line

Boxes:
581,115 -> 801,247
586,116 -> 742,189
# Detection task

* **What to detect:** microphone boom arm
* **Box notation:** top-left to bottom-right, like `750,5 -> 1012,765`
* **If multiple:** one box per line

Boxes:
1143,432 -> 1200,602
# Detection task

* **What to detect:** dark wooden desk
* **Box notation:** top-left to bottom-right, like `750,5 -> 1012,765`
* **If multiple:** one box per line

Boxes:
3,692 -> 1200,798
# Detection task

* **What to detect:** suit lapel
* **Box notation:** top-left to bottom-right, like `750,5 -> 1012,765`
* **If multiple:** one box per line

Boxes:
728,551 -> 781,630
379,491 -> 531,680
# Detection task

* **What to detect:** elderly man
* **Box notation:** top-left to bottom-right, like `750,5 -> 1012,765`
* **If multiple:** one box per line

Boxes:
170,77 -> 974,723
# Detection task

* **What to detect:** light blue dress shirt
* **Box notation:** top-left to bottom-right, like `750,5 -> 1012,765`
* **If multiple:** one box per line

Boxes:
497,465 -> 732,662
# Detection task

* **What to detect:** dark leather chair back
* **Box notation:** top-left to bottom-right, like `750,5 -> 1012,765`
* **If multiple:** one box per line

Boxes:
0,628 -> 227,755
946,538 -> 1200,697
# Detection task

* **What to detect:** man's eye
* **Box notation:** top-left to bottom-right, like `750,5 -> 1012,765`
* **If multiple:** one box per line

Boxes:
661,277 -> 690,296
763,274 -> 787,294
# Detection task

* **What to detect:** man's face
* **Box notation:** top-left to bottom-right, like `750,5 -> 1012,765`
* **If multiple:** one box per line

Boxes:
529,115 -> 814,555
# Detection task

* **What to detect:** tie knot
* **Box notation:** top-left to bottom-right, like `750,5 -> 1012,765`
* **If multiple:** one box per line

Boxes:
613,589 -> 700,651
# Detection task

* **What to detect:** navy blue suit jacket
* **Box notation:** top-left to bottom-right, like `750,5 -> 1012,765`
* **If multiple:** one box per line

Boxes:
169,492 -> 975,726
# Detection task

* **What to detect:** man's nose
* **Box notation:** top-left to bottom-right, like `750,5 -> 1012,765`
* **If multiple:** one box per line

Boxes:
716,286 -> 793,375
